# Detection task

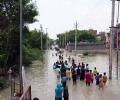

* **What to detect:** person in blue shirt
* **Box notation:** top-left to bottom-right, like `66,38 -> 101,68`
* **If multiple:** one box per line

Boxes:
61,75 -> 67,88
55,83 -> 62,100
95,73 -> 100,85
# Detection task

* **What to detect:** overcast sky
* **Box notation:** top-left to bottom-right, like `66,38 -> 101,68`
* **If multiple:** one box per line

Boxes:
29,0 -> 118,39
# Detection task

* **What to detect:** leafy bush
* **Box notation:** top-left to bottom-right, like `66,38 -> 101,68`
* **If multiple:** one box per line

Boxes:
23,45 -> 44,66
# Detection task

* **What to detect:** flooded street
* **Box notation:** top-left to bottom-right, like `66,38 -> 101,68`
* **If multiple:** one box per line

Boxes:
0,87 -> 10,100
1,50 -> 120,100
25,51 -> 57,99
25,50 -> 120,100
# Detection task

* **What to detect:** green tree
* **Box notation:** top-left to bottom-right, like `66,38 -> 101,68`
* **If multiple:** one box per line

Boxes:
57,29 -> 97,47
77,30 -> 96,42
0,0 -> 38,72
22,27 -> 48,66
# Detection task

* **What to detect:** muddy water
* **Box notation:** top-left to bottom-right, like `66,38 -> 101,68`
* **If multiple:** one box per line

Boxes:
25,51 -> 57,99
25,50 -> 120,100
0,87 -> 10,100
1,50 -> 120,100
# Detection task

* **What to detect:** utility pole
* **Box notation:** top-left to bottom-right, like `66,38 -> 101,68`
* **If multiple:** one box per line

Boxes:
109,0 -> 115,80
65,33 -> 67,48
59,35 -> 61,47
62,35 -> 64,48
60,35 -> 62,48
75,21 -> 78,56
116,1 -> 120,80
46,28 -> 48,50
116,26 -> 119,80
40,24 -> 43,50
20,0 -> 23,94
66,32 -> 68,45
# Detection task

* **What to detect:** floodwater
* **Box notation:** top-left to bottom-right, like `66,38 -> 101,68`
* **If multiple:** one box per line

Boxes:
1,50 -> 120,100
25,50 -> 120,100
0,87 -> 10,100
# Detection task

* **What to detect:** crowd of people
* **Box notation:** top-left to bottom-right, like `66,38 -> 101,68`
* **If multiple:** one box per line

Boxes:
54,53 -> 107,100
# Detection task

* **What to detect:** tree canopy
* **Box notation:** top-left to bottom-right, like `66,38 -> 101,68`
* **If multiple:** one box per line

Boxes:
57,29 -> 97,47
0,0 -> 48,73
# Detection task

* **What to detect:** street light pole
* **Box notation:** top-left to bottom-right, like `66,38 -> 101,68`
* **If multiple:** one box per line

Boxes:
20,0 -> 23,94
40,24 -> 43,50
75,21 -> 78,56
109,0 -> 115,80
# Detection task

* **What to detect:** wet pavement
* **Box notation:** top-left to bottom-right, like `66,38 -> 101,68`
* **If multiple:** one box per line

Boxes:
26,50 -> 120,100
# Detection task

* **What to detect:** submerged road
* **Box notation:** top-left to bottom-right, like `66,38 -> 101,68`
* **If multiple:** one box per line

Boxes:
1,50 -> 120,100
25,50 -> 120,100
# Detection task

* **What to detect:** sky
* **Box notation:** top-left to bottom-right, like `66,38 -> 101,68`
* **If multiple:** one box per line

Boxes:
28,0 -> 118,39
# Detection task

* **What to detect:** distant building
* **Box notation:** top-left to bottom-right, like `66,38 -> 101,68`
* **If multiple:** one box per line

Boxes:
97,32 -> 106,43
107,24 -> 120,49
113,24 -> 120,49
89,29 -> 97,36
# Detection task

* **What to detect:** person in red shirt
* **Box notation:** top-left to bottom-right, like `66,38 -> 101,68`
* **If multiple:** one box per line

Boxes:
85,70 -> 91,86
90,70 -> 94,84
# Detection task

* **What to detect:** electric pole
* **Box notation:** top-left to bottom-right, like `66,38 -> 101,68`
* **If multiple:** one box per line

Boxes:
65,33 -> 67,48
40,24 -> 43,50
109,0 -> 115,80
75,21 -> 78,56
20,0 -> 23,94
46,28 -> 48,50
116,1 -> 120,80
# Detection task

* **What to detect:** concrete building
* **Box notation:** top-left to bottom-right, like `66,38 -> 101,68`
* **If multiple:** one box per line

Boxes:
89,29 -> 97,36
106,24 -> 120,49
113,24 -> 120,49
97,32 -> 107,43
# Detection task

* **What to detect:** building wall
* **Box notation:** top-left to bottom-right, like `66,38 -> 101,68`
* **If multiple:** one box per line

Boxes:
89,29 -> 97,36
99,32 -> 106,43
114,32 -> 120,48
66,43 -> 106,51
109,23 -> 120,49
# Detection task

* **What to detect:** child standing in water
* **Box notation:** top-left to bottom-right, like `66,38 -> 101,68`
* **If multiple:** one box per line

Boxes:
95,73 -> 99,85
99,74 -> 104,90
90,70 -> 94,84
103,72 -> 107,85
